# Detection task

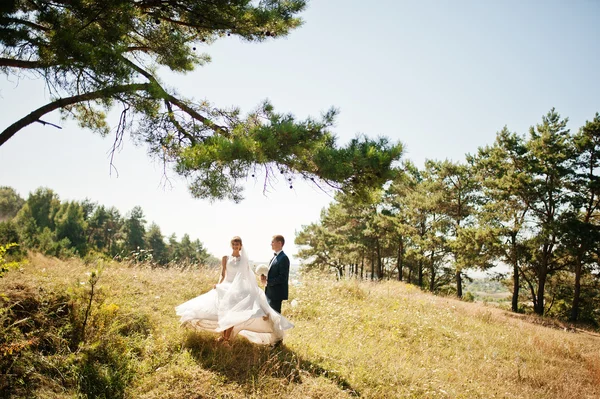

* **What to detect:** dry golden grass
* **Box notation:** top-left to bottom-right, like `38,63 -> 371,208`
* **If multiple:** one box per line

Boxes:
1,253 -> 599,399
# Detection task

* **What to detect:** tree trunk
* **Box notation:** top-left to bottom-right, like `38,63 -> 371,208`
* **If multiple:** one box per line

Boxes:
570,259 -> 582,322
455,270 -> 462,298
376,239 -> 382,280
523,273 -> 538,311
535,242 -> 555,316
396,237 -> 404,281
429,251 -> 435,291
361,256 -> 364,279
512,262 -> 520,312
535,267 -> 547,316
418,258 -> 423,287
511,234 -> 519,312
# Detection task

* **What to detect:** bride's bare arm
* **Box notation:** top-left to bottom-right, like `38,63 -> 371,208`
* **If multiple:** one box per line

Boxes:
214,256 -> 227,288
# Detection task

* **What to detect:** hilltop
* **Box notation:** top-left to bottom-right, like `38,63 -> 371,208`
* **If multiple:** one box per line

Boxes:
1,254 -> 599,398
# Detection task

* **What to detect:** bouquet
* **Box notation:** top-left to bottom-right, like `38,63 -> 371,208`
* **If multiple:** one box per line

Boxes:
254,264 -> 269,278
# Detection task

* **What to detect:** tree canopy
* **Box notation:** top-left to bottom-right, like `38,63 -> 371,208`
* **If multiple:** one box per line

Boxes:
0,186 -> 25,221
1,185 -> 217,266
296,109 -> 600,323
0,0 -> 403,201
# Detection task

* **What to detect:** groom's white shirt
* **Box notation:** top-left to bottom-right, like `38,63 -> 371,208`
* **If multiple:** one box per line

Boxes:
269,250 -> 282,268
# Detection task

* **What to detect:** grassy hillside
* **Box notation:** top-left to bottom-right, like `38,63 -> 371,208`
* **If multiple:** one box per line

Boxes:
1,254 -> 599,398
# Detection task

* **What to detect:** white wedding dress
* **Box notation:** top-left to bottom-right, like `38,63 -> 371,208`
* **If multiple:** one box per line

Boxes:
175,248 -> 293,345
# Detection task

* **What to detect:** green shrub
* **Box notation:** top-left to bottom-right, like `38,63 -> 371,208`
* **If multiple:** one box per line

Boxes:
463,291 -> 475,302
75,339 -> 134,399
0,243 -> 20,278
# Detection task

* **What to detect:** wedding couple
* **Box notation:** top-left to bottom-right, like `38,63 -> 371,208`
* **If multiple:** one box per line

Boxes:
175,235 -> 293,346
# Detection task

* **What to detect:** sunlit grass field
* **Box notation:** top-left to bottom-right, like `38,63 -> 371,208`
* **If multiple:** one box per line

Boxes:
2,254 -> 599,398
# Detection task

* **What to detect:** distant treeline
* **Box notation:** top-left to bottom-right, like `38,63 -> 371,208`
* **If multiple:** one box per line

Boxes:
0,186 -> 219,267
295,109 -> 600,326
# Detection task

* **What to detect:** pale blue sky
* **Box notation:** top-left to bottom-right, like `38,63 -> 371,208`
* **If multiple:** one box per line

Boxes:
1,0 -> 599,267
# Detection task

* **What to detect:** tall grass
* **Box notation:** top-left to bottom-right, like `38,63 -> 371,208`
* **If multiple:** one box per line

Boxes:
1,253 -> 599,398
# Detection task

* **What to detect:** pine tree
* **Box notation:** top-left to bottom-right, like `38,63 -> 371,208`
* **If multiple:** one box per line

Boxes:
1,1 -> 403,201
565,113 -> 600,321
145,223 -> 167,265
122,206 -> 146,257
473,127 -> 531,312
523,109 -> 574,315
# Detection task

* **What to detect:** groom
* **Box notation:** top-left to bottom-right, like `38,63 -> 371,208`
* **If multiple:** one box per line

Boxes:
261,234 -> 289,314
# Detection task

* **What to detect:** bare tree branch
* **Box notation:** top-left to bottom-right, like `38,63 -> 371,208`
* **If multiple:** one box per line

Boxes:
35,119 -> 62,129
109,104 -> 130,177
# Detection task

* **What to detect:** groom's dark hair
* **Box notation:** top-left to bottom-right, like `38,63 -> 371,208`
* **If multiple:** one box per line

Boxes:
273,235 -> 285,246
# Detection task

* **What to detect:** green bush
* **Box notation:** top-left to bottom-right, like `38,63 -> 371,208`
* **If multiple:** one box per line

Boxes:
75,340 -> 134,399
0,243 -> 20,278
463,291 -> 475,302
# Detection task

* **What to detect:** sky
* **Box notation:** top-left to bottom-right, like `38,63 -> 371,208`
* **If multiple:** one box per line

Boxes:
1,0 -> 599,267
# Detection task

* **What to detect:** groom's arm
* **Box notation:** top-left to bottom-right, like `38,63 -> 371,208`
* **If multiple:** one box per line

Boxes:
268,256 -> 289,286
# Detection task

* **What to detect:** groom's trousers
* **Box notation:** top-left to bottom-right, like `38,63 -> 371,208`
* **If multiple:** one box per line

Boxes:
267,296 -> 282,314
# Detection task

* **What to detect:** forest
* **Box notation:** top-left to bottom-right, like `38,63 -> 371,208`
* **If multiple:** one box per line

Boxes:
2,110 -> 599,329
0,186 -> 218,267
295,109 -> 600,326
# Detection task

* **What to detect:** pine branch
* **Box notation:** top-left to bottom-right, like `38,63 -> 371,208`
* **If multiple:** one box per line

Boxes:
0,17 -> 51,32
164,99 -> 197,145
0,57 -> 51,69
120,56 -> 230,137
0,83 -> 152,147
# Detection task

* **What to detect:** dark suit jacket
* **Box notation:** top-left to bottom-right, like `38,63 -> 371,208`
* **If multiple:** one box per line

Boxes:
265,251 -> 289,301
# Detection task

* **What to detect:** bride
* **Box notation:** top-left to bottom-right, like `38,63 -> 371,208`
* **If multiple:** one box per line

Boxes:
175,236 -> 293,345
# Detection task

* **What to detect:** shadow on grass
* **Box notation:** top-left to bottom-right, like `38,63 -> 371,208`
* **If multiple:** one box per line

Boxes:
182,331 -> 360,397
